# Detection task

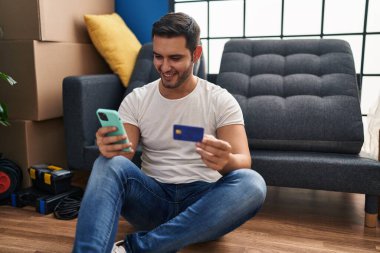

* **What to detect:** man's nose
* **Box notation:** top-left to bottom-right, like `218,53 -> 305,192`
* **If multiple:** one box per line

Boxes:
161,59 -> 171,72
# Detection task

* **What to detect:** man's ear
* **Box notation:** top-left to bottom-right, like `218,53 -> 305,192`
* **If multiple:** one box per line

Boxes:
192,45 -> 203,63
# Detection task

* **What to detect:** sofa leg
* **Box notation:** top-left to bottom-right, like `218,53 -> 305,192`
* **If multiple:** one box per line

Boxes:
365,194 -> 378,228
365,213 -> 378,228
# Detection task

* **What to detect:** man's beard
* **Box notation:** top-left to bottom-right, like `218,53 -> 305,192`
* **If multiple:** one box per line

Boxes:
160,65 -> 193,89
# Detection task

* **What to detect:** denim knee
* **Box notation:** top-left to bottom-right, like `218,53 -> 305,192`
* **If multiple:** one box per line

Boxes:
230,169 -> 267,207
92,155 -> 138,184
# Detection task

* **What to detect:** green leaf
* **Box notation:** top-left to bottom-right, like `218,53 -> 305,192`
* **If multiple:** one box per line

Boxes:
0,72 -> 16,126
0,120 -> 10,127
0,72 -> 17,85
0,102 -> 10,126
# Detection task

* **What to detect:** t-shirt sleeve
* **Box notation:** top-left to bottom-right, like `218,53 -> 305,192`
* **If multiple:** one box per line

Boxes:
118,91 -> 139,127
215,89 -> 244,128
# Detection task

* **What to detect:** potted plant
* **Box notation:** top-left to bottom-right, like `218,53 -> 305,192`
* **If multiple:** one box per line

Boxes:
0,72 -> 16,126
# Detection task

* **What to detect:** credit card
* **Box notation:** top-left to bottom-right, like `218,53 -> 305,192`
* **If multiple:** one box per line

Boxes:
173,125 -> 204,142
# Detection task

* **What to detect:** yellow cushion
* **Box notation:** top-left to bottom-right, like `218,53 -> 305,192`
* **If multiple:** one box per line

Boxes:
84,13 -> 142,87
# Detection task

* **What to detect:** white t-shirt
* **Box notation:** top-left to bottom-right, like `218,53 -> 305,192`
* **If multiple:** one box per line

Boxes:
118,78 -> 244,184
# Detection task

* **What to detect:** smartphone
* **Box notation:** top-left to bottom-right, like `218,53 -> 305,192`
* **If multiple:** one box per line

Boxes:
96,108 -> 131,152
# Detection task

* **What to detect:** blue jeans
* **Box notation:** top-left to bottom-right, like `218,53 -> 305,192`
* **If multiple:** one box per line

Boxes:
72,156 -> 266,253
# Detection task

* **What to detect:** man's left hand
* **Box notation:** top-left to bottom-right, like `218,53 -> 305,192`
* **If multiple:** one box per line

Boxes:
196,135 -> 232,171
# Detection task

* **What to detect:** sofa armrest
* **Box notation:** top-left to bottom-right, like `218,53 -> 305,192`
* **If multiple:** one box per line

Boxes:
63,74 -> 125,170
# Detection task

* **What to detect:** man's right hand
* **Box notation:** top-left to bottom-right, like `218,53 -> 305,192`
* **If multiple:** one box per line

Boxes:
96,126 -> 134,158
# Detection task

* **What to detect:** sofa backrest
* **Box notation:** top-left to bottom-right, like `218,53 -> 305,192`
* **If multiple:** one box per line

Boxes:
124,43 -> 206,97
217,39 -> 364,154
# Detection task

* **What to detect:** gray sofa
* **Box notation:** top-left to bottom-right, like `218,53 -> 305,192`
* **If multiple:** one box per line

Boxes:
63,39 -> 380,227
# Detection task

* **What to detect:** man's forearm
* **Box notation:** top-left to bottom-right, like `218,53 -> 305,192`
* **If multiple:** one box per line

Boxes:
219,153 -> 252,175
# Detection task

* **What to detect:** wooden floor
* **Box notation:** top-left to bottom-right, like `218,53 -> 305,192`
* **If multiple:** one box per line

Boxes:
1,186 -> 379,253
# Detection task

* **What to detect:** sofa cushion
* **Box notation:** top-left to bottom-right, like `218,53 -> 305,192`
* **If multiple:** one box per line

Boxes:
123,43 -> 160,98
252,150 -> 380,194
84,13 -> 142,87
217,39 -> 363,154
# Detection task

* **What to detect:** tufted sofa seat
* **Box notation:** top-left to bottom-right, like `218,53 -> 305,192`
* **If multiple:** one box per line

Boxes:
217,39 -> 380,227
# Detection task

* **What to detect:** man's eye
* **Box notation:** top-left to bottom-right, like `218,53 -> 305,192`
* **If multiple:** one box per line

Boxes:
171,57 -> 181,61
154,55 -> 163,60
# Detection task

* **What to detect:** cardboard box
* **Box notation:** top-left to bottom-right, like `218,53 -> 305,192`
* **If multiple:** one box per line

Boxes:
0,40 -> 111,121
0,118 -> 67,187
0,0 -> 114,43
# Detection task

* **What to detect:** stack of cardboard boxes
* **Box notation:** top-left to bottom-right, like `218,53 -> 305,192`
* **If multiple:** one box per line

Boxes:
0,0 -> 114,187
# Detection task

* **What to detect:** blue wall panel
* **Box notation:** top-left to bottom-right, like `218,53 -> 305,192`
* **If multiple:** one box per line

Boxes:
115,0 -> 169,44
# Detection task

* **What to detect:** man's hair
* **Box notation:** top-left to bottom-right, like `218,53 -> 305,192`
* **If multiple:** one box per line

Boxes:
152,12 -> 200,54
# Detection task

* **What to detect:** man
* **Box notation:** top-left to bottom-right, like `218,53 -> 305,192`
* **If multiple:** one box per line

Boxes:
73,12 -> 266,253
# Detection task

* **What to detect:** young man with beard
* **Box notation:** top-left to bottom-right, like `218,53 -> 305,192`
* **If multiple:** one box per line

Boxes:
72,12 -> 266,253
